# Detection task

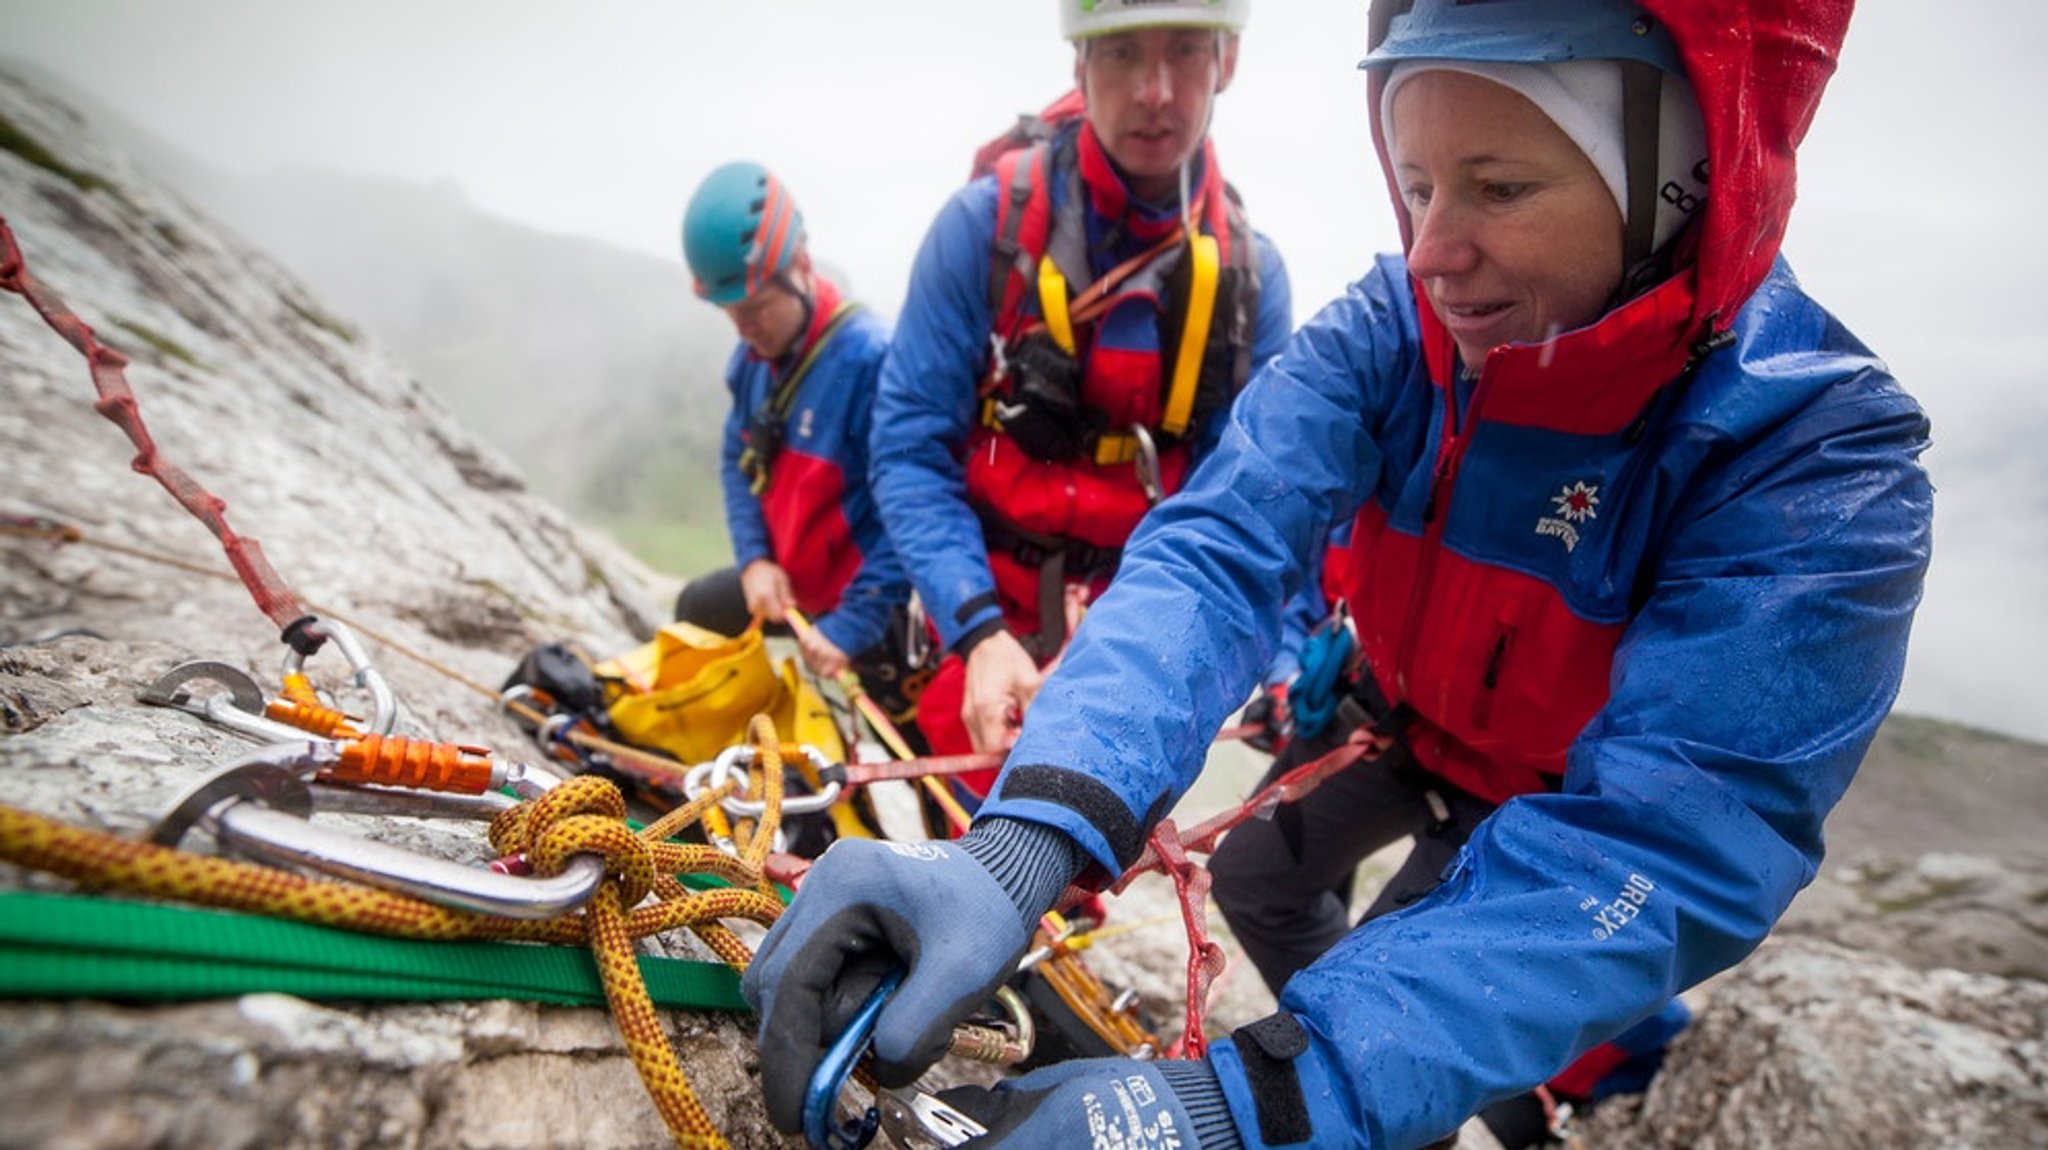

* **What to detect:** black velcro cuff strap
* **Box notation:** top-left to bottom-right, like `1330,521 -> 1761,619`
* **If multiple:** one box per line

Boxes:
1232,1013 -> 1314,1145
995,764 -> 1146,869
953,616 -> 1008,659
953,591 -> 1001,628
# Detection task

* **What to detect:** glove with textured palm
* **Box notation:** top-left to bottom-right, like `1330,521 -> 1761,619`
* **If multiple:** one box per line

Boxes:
938,1056 -> 1245,1150
741,818 -> 1083,1132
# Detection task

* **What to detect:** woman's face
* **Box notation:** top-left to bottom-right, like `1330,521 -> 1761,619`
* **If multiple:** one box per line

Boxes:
1390,69 -> 1624,370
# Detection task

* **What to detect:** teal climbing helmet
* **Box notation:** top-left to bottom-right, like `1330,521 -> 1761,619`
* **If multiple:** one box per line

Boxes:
681,161 -> 805,306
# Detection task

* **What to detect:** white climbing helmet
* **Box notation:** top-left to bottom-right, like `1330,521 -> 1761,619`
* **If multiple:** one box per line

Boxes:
1060,0 -> 1250,41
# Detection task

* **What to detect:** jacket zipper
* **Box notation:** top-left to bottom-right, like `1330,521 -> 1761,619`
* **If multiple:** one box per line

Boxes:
1392,366 -> 1490,704
1471,599 -> 1521,731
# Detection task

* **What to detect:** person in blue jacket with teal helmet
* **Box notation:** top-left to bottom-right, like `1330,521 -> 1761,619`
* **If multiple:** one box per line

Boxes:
673,161 -> 924,719
744,2 -> 1933,1148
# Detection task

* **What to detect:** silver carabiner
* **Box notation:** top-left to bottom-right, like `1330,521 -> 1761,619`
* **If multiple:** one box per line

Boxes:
719,743 -> 843,818
1130,422 -> 1165,505
150,745 -> 604,918
283,616 -> 397,735
875,1087 -> 987,1150
687,744 -> 843,818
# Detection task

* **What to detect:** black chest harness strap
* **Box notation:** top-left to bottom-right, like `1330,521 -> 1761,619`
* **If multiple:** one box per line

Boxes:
737,301 -> 861,495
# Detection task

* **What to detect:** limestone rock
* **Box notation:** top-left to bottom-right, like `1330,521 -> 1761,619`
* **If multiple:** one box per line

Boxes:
1576,939 -> 2048,1149
2,67 -> 786,1148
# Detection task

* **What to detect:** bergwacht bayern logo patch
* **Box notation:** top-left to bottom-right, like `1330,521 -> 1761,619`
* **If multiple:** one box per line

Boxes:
1535,480 -> 1600,552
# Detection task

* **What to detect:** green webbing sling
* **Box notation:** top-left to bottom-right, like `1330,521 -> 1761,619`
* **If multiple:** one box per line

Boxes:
0,891 -> 747,1011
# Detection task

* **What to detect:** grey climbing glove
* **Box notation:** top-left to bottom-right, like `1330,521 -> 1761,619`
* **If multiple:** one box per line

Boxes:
741,817 -> 1083,1132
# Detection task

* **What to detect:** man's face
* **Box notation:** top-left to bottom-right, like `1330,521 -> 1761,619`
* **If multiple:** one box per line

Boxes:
721,275 -> 809,360
1076,27 -> 1238,202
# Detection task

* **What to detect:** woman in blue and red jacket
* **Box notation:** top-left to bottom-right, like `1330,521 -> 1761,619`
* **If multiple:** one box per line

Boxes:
674,162 -> 918,715
746,2 -> 1933,1148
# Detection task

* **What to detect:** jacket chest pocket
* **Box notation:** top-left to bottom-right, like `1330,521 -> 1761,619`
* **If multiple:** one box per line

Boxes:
1449,591 -> 1623,766
1470,598 -> 1521,732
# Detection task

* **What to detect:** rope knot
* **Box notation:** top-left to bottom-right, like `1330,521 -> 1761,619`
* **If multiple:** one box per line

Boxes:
492,775 -> 654,908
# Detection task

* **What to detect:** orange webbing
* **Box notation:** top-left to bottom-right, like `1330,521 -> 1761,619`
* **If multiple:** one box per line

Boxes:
0,718 -> 802,1150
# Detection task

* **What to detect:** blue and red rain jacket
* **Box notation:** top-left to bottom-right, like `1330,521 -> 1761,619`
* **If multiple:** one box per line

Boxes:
719,276 -> 907,657
871,123 -> 1293,654
981,2 -> 1934,1146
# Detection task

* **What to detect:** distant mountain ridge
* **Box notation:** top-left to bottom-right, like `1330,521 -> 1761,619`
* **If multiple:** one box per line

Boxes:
0,55 -> 738,559
163,165 -> 736,532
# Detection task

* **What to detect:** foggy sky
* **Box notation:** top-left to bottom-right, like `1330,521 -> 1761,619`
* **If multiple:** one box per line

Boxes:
5,1 -> 2043,741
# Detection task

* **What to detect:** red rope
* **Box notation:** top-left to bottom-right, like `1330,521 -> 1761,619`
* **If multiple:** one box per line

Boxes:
1106,726 -> 1387,1053
1,215 -> 308,632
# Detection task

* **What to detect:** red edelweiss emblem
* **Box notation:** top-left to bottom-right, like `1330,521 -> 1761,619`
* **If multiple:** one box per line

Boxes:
1551,481 -> 1601,524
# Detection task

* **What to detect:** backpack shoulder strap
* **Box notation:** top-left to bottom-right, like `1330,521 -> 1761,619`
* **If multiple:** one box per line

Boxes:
987,143 -> 1057,340
768,301 -> 862,420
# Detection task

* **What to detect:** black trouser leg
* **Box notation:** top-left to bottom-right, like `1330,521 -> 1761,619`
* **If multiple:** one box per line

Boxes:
673,566 -> 751,635
1211,738 -> 1432,998
1353,779 -> 1496,923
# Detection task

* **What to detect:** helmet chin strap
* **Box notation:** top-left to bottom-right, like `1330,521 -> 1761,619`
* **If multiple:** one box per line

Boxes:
1179,30 -> 1227,233
770,270 -> 815,362
1613,60 -> 1667,304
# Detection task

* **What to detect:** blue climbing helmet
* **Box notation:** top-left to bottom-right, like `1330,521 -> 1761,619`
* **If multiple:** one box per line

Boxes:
1358,0 -> 1682,73
681,161 -> 806,306
1359,0 -> 1699,285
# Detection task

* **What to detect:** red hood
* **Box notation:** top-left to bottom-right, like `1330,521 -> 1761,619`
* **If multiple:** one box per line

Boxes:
1369,0 -> 1853,353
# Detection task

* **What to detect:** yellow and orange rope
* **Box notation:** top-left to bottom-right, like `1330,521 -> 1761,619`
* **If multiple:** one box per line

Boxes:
0,715 -> 797,1150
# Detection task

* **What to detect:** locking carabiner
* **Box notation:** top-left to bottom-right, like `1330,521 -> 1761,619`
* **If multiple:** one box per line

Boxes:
802,968 -> 1001,1150
149,744 -> 603,918
281,616 -> 397,736
803,968 -> 904,1150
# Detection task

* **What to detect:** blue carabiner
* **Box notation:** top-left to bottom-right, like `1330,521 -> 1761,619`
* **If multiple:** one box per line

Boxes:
803,968 -> 907,1150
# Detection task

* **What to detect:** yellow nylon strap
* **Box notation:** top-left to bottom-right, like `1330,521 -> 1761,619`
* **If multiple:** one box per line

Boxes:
1162,233 -> 1220,438
1037,254 -> 1078,355
1092,435 -> 1140,466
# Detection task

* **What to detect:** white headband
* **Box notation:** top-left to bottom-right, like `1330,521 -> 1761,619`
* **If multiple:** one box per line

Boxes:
1381,58 -> 1708,253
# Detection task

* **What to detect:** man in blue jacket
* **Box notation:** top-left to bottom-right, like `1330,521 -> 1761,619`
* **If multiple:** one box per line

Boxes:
674,162 -> 920,716
747,2 -> 1933,1147
869,0 -> 1293,791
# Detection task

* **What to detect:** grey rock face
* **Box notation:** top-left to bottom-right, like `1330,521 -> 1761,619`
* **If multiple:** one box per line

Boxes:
1779,852 -> 2048,984
1575,939 -> 2048,1149
2,69 -> 784,1148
